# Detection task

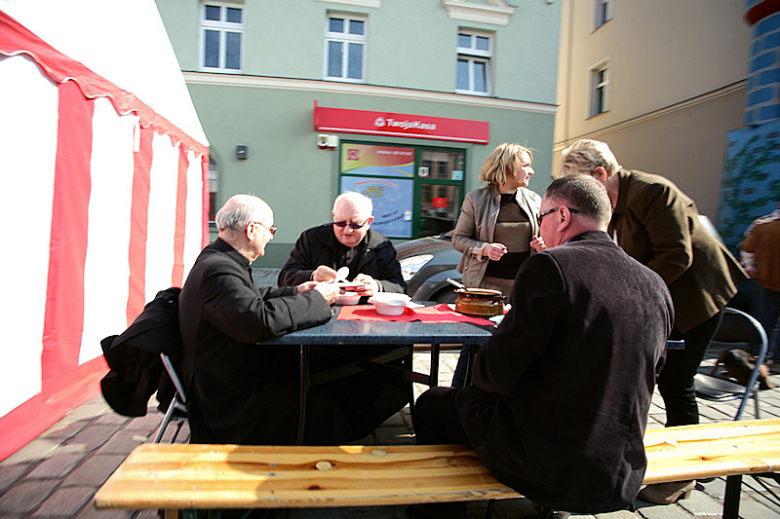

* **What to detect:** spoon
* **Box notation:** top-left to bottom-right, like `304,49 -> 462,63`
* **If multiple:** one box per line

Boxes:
446,278 -> 466,290
335,267 -> 350,284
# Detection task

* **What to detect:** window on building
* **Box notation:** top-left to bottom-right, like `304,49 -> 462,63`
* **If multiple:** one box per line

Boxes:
590,63 -> 610,117
456,32 -> 492,96
325,14 -> 367,82
594,0 -> 613,30
200,2 -> 243,72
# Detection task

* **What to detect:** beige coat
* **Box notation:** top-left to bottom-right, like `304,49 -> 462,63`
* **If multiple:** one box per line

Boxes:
453,185 -> 541,288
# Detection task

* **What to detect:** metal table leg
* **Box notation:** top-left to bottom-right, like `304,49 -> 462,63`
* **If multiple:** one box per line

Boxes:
297,344 -> 310,445
723,475 -> 742,519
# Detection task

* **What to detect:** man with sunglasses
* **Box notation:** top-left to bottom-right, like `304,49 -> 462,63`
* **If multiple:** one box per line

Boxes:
178,194 -> 353,447
278,191 -> 408,440
410,175 -> 673,518
278,191 -> 405,294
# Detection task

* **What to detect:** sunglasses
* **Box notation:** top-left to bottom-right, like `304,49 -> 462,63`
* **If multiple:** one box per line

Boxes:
333,220 -> 366,230
536,207 -> 579,226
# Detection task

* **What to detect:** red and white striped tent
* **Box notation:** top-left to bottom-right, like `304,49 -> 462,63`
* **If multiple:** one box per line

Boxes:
0,0 -> 209,461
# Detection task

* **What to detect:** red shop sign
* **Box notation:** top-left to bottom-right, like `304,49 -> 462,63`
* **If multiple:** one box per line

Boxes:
432,197 -> 448,208
314,101 -> 489,144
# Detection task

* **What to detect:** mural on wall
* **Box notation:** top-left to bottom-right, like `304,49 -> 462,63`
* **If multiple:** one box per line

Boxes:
717,121 -> 780,255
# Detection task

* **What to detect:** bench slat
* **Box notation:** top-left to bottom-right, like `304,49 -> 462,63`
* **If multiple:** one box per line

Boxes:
94,418 -> 780,511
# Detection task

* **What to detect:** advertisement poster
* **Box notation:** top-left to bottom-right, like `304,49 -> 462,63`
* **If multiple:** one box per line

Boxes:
340,144 -> 415,178
340,176 -> 414,238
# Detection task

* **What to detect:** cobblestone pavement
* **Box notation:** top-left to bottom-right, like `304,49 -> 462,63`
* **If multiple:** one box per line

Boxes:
1,270 -> 779,518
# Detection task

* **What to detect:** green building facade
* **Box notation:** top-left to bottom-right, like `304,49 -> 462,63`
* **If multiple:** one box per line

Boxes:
155,0 -> 561,265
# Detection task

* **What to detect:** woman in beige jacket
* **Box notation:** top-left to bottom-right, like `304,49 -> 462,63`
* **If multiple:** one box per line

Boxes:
450,143 -> 541,387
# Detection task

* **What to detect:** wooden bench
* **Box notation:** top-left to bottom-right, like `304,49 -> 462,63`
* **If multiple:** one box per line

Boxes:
94,418 -> 780,519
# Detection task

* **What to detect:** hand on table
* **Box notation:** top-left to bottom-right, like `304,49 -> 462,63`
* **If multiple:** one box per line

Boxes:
311,282 -> 340,305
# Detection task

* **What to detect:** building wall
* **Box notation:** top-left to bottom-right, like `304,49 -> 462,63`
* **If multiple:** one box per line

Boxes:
156,0 -> 562,265
554,0 -> 751,218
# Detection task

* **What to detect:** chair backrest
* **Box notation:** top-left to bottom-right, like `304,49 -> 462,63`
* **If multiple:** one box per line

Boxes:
160,353 -> 186,405
713,308 -> 767,351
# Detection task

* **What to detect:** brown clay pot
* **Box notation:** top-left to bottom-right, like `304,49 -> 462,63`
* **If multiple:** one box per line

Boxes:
454,288 -> 507,317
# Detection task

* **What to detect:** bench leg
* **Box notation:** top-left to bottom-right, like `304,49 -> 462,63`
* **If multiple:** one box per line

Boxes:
485,499 -> 495,519
723,475 -> 742,519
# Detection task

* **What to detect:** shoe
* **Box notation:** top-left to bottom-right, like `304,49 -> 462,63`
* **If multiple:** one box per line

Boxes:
531,502 -> 571,519
638,480 -> 695,505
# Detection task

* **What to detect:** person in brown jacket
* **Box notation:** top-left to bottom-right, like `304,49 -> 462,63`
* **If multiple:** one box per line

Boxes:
740,200 -> 780,366
558,139 -> 749,505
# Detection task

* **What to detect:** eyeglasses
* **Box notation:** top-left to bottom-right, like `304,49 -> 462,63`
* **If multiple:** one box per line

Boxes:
251,221 -> 277,235
536,207 -> 579,226
333,220 -> 366,230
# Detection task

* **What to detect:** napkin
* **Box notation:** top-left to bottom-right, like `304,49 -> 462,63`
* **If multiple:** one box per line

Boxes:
337,304 -> 494,325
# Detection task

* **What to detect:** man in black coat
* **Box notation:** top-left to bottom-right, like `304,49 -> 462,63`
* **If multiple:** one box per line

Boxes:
178,194 -> 351,445
277,191 -> 411,440
411,175 -> 674,517
278,191 -> 405,293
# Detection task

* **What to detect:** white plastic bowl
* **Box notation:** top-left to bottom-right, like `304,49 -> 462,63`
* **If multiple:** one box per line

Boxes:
368,294 -> 411,315
336,292 -> 361,305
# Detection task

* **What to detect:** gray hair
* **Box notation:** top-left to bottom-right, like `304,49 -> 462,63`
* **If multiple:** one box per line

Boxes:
216,194 -> 270,232
333,191 -> 373,218
545,174 -> 611,227
561,139 -> 620,177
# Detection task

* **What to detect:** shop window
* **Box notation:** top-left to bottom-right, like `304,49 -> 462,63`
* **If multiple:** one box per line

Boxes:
208,155 -> 218,225
200,2 -> 243,72
456,31 -> 491,96
325,14 -> 367,82
338,142 -> 465,239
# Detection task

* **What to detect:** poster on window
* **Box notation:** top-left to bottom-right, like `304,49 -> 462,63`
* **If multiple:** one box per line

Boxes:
340,176 -> 413,238
340,144 -> 415,178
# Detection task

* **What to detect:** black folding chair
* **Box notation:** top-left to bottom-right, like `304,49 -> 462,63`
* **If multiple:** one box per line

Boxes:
152,353 -> 188,443
694,307 -> 768,421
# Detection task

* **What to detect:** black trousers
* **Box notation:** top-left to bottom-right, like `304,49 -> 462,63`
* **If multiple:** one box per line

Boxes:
658,309 -> 724,427
412,386 -> 473,447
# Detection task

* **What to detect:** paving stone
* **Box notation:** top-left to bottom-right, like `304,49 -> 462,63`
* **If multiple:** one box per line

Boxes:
31,486 -> 94,517
63,455 -> 126,487
737,497 -> 780,518
74,505 -> 134,519
68,425 -> 123,453
0,480 -> 59,514
0,464 -> 30,493
96,431 -> 147,455
634,502 -> 692,518
37,419 -> 90,441
0,440 -> 62,466
93,413 -> 130,427
122,413 -> 163,435
676,489 -> 723,516
26,453 -> 85,479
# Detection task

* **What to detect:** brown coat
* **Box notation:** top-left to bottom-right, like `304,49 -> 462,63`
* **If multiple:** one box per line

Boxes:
610,169 -> 748,333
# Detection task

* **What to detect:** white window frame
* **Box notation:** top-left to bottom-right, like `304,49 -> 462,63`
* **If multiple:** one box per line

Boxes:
593,0 -> 613,31
456,31 -> 492,96
589,60 -> 610,117
200,2 -> 244,73
324,13 -> 368,83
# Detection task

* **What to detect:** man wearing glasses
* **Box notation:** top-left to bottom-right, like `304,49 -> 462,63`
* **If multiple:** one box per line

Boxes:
411,175 -> 673,518
178,194 -> 351,447
278,191 -> 408,441
278,191 -> 405,294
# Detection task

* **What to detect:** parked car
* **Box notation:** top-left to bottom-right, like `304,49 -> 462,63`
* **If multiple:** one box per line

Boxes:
395,230 -> 462,303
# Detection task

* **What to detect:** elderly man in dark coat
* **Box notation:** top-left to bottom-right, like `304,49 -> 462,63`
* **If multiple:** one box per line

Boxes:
411,175 -> 673,518
178,194 -> 351,445
278,191 -> 405,293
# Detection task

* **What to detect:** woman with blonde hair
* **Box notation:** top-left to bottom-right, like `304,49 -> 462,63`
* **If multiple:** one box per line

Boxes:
450,143 -> 541,387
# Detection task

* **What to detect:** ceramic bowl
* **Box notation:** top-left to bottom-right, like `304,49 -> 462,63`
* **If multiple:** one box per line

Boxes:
335,292 -> 361,305
368,293 -> 411,315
